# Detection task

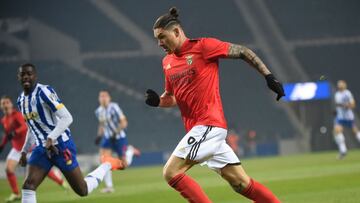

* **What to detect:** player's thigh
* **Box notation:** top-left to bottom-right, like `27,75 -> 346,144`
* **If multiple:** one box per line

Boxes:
5,149 -> 21,172
334,124 -> 343,134
62,166 -> 88,196
163,155 -> 196,182
23,165 -> 48,190
220,164 -> 251,191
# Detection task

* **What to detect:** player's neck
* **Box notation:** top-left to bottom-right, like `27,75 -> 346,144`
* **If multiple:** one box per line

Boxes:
4,108 -> 13,116
23,83 -> 37,95
174,36 -> 188,55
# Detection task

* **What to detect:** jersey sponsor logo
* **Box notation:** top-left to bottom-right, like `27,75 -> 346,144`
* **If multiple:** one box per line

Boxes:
24,112 -> 39,121
169,68 -> 196,87
185,55 -> 193,65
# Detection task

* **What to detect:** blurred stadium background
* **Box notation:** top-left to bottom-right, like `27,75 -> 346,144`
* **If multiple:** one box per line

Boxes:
0,0 -> 360,202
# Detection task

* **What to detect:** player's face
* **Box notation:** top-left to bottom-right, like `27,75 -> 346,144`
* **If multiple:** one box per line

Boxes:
18,66 -> 37,93
337,80 -> 346,91
0,98 -> 13,115
99,92 -> 111,106
154,27 -> 180,54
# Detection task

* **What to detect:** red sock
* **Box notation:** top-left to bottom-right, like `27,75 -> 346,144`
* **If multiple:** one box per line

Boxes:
6,171 -> 19,195
47,169 -> 64,185
168,173 -> 212,203
241,179 -> 280,203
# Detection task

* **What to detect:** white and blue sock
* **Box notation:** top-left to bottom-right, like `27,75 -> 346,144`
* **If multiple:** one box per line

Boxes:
334,133 -> 347,154
84,163 -> 111,194
104,170 -> 113,188
22,189 -> 36,203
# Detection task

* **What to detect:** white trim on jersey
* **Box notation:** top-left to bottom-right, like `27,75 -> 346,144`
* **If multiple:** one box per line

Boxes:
17,83 -> 71,147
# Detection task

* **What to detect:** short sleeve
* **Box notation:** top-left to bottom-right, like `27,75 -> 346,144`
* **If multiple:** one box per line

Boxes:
165,74 -> 173,93
39,86 -> 64,112
201,38 -> 230,60
163,59 -> 174,93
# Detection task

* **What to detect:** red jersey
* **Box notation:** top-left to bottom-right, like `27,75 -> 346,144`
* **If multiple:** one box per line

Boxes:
163,38 -> 230,132
0,110 -> 27,151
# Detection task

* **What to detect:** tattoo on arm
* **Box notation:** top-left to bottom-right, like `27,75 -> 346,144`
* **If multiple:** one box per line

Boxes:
231,183 -> 247,194
228,44 -> 271,76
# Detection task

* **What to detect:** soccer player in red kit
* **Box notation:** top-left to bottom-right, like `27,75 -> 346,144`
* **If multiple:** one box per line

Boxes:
145,7 -> 284,203
0,96 -> 68,202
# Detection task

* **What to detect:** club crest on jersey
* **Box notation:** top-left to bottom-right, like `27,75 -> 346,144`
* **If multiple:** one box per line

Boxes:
186,55 -> 193,65
49,93 -> 59,102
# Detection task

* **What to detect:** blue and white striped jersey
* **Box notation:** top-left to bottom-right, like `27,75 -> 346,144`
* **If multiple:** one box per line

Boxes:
17,83 -> 71,147
95,102 -> 126,139
335,89 -> 355,120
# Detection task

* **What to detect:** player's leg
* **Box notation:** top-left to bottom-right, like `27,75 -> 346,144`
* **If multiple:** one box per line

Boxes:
164,155 -> 212,203
100,136 -> 116,192
100,147 -> 114,193
46,167 -> 69,189
56,140 -> 122,196
220,164 -> 280,203
334,123 -> 347,158
5,149 -> 22,202
22,165 -> 49,203
22,147 -> 53,203
164,126 -> 224,203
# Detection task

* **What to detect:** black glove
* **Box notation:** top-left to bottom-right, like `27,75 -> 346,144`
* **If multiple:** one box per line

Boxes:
94,136 -> 102,146
110,132 -> 117,144
265,74 -> 285,101
145,89 -> 160,107
7,131 -> 15,140
0,146 -> 3,154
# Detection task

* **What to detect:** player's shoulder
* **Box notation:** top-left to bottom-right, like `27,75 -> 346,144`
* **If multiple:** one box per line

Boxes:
37,83 -> 52,94
110,102 -> 121,109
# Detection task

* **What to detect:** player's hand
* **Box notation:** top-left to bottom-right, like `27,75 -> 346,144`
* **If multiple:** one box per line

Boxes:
95,136 -> 102,146
111,132 -> 117,144
145,89 -> 160,107
265,74 -> 285,101
45,138 -> 59,158
0,145 -> 3,154
19,152 -> 27,167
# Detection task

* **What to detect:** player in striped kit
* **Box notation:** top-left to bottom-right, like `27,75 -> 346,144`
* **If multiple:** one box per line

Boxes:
16,63 -> 124,203
95,90 -> 140,193
333,80 -> 360,159
0,95 -> 69,202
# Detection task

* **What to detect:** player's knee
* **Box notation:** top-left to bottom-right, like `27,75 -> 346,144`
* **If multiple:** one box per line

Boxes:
5,166 -> 15,174
74,186 -> 88,197
162,165 -> 176,182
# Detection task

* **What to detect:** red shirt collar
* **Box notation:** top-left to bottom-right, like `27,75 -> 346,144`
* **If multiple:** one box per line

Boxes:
174,38 -> 192,56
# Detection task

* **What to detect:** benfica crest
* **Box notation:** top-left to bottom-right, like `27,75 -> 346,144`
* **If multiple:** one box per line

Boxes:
185,55 -> 193,65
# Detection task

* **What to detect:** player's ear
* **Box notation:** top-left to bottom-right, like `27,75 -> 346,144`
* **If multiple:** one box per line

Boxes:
173,27 -> 180,37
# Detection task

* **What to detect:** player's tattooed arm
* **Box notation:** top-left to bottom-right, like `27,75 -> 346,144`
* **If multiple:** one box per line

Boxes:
159,91 -> 177,107
228,44 -> 271,76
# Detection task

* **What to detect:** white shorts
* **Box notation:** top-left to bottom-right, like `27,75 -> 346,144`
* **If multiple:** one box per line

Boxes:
172,125 -> 240,170
6,148 -> 22,162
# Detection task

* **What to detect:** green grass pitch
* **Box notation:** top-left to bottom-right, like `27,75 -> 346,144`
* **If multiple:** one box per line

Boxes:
1,150 -> 360,203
